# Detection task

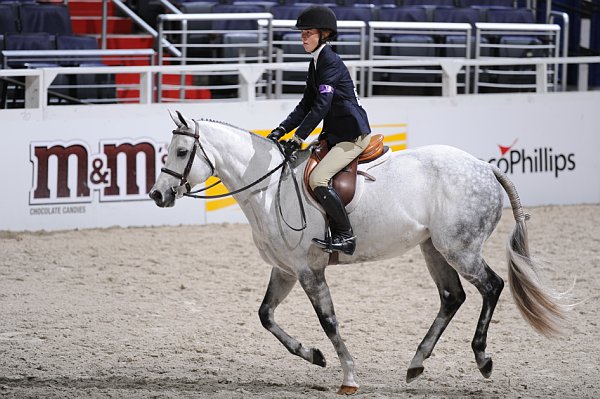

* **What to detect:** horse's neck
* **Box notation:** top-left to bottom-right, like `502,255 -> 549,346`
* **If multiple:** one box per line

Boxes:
203,121 -> 284,194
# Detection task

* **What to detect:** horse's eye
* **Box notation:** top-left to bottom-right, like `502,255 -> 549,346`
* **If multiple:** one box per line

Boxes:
177,148 -> 188,157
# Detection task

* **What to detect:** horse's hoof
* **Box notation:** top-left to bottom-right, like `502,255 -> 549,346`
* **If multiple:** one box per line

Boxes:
311,348 -> 326,367
406,366 -> 424,383
337,385 -> 359,395
478,357 -> 493,378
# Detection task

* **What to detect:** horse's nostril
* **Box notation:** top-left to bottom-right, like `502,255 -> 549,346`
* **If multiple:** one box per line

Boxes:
149,190 -> 163,203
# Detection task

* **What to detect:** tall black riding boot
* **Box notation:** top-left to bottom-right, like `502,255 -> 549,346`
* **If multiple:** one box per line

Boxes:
312,186 -> 356,255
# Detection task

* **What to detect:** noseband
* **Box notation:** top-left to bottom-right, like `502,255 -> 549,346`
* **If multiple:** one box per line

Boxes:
161,120 -> 215,194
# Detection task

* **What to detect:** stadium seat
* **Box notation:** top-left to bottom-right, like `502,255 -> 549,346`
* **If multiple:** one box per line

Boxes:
387,34 -> 437,94
433,7 -> 482,25
56,34 -> 116,103
19,3 -> 72,35
232,0 -> 276,10
335,32 -> 382,57
178,1 -> 216,61
221,31 -> 262,85
4,32 -> 56,68
401,0 -> 454,6
270,4 -> 307,20
212,4 -> 266,31
221,31 -> 261,61
457,0 -> 514,7
390,34 -> 436,58
378,6 -> 429,22
487,7 -> 535,24
56,34 -> 101,66
280,32 -> 308,92
0,3 -> 19,34
333,5 -> 375,23
498,35 -> 545,58
3,32 -> 68,106
434,8 -> 485,59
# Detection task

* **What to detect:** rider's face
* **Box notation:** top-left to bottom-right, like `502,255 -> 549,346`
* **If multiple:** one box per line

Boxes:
301,29 -> 320,53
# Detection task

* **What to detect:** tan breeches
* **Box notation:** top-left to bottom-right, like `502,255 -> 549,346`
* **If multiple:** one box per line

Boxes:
308,134 -> 372,190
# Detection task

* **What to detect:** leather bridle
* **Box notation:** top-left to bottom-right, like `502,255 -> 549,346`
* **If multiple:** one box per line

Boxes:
161,119 -> 215,195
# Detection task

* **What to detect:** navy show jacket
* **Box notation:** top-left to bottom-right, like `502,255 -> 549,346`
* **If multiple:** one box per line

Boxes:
279,44 -> 371,146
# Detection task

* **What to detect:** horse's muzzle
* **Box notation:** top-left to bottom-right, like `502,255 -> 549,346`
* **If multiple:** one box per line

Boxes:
149,189 -> 174,208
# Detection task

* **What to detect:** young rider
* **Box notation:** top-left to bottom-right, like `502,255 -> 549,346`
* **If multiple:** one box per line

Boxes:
267,5 -> 372,256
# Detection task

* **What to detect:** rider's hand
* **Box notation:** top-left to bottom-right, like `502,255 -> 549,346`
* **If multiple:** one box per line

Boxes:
282,135 -> 302,160
267,126 -> 286,142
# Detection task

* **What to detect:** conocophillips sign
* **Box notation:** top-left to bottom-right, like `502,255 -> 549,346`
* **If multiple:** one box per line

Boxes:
486,139 -> 576,178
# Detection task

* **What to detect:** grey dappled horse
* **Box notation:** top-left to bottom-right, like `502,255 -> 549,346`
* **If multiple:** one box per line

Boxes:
149,111 -> 568,394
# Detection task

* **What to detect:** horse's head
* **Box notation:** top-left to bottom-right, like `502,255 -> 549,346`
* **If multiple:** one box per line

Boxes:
149,110 -> 215,207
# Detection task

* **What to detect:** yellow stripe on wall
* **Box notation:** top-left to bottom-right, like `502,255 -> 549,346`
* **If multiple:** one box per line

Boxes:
205,176 -> 237,211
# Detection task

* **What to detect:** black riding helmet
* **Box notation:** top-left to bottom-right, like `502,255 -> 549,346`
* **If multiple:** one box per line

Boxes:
295,5 -> 338,40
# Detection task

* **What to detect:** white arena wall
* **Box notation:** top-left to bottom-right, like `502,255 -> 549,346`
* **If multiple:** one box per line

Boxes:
1,90 -> 599,231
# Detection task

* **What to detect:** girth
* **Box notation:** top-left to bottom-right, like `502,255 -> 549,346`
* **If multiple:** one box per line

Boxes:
303,134 -> 387,205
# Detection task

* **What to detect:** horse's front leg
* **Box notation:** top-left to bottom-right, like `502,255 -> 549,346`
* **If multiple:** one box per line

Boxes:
298,267 -> 359,395
258,267 -> 326,367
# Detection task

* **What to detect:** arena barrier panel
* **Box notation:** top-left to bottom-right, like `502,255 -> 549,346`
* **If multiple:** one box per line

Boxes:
0,90 -> 599,231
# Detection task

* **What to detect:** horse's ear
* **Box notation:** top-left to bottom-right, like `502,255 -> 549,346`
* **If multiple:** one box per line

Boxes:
168,109 -> 182,127
176,110 -> 189,128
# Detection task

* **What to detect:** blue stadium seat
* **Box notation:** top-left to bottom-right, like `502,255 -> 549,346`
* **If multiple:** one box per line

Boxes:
212,4 -> 266,31
0,3 -> 19,34
433,7 -> 482,25
434,7 -> 485,59
335,32 -> 382,57
280,32 -> 308,92
178,1 -> 216,60
232,0 -> 276,10
498,35 -> 545,58
457,0 -> 514,7
19,3 -> 72,35
4,32 -> 55,68
388,34 -> 437,94
56,34 -> 101,66
390,34 -> 436,58
378,6 -> 429,22
401,0 -> 454,6
487,7 -> 535,24
56,34 -> 116,103
271,4 -> 305,20
222,31 -> 261,61
333,5 -> 375,22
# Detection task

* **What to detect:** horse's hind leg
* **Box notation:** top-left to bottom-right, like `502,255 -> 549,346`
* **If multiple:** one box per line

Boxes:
407,238 -> 466,383
258,267 -> 326,367
463,257 -> 504,378
297,267 -> 359,394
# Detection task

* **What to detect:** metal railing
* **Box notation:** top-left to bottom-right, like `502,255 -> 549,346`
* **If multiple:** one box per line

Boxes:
155,12 -> 273,101
0,49 -> 155,107
153,16 -> 565,97
368,21 -> 473,96
475,22 -> 561,92
2,56 -> 599,109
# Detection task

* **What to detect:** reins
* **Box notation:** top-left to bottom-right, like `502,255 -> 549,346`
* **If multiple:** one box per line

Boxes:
166,119 -> 307,231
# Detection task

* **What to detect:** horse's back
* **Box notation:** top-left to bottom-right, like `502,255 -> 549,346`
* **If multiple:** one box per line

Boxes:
353,145 -> 504,259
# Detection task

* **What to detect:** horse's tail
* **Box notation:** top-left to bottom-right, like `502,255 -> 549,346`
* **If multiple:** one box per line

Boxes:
492,165 -> 569,338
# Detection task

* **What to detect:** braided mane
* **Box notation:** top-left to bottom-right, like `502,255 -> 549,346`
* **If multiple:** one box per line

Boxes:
197,118 -> 251,134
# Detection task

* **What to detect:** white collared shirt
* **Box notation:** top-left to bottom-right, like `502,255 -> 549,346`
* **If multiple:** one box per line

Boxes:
312,43 -> 327,68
